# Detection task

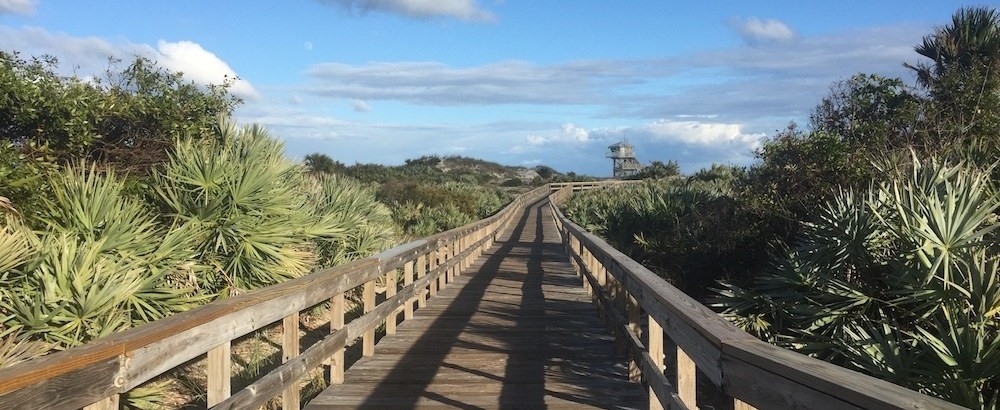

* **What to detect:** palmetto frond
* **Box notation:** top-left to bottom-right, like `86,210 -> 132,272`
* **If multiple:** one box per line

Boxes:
715,156 -> 1000,406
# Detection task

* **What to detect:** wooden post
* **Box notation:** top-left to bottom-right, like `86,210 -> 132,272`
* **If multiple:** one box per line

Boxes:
404,260 -> 414,320
207,341 -> 231,406
83,395 -> 119,410
613,276 -> 626,354
649,316 -> 665,410
627,294 -> 641,382
678,346 -> 696,409
459,236 -> 467,272
734,399 -> 758,410
417,254 -> 428,308
363,281 -> 375,357
430,249 -> 439,298
282,312 -> 300,410
447,242 -> 456,283
386,268 -> 397,335
331,292 -> 345,384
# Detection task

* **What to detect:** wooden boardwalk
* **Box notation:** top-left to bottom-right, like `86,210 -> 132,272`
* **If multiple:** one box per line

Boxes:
307,201 -> 646,409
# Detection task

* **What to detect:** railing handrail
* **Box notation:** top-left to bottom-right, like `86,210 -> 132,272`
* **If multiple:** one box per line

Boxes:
0,184 -> 555,409
0,180 -> 962,410
546,183 -> 965,410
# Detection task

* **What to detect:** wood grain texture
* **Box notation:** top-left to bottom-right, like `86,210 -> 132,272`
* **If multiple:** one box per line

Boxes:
283,312 -> 301,410
207,341 -> 231,406
722,340 -> 965,410
306,200 -> 645,410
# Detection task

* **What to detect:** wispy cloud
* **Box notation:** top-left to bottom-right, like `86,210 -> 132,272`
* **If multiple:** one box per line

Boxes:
317,0 -> 495,22
0,0 -> 34,15
731,17 -> 795,44
304,60 -> 658,105
352,99 -> 372,112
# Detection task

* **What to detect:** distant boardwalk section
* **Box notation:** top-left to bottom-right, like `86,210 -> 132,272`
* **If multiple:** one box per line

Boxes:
308,201 -> 645,409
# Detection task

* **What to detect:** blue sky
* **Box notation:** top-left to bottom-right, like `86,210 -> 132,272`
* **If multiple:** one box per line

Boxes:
0,0 -> 977,176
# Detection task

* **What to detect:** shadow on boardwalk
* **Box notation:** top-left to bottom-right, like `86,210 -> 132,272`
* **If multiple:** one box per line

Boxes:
307,201 -> 646,409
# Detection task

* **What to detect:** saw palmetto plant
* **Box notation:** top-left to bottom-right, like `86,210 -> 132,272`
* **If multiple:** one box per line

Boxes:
153,117 -> 398,296
0,164 -> 201,352
713,156 -> 999,408
302,173 -> 396,266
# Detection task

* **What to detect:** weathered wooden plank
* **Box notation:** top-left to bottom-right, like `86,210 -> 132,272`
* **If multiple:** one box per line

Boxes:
0,355 -> 121,410
282,312 -> 301,410
207,341 -> 231,406
214,330 -> 348,410
677,346 -> 696,409
403,261 -> 414,320
83,394 -> 118,410
649,316 -> 666,410
721,340 -> 965,410
362,281 -> 375,357
330,292 -> 345,385
386,268 -> 398,335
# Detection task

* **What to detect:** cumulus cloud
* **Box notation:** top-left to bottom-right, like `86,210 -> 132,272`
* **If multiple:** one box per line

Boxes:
731,17 -> 795,44
0,0 -> 34,15
0,27 -> 258,100
153,40 -> 259,100
527,123 -> 591,145
640,120 -> 765,148
318,0 -> 494,22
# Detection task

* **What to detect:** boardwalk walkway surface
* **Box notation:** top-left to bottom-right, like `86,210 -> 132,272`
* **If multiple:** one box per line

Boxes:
307,200 -> 646,409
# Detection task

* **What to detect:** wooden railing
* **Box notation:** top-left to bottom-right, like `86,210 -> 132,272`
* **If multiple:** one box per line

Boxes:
546,183 -> 965,410
0,181 -> 969,410
0,185 -> 553,410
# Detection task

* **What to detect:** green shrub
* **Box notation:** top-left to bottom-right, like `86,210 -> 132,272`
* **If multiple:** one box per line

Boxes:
714,157 -> 999,407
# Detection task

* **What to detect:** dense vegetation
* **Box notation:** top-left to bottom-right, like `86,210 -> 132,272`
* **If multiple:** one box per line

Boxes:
0,54 -> 404,407
303,153 -> 585,237
563,7 -> 1000,408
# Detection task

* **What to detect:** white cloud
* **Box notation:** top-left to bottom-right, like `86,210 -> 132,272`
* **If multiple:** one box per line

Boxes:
305,60 -> 652,105
318,0 -> 494,22
0,27 -> 258,100
732,17 -> 795,44
153,40 -> 259,100
526,123 -> 591,145
352,99 -> 372,112
641,120 -> 766,148
0,0 -> 34,15
561,123 -> 590,143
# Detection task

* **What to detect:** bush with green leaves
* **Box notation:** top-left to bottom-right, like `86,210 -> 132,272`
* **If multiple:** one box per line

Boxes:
0,164 -> 201,357
153,118 -> 388,296
1,52 -> 239,170
562,179 -> 766,299
713,156 -> 999,407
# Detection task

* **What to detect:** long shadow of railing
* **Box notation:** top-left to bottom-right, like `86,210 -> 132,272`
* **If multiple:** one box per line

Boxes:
356,199 -> 535,408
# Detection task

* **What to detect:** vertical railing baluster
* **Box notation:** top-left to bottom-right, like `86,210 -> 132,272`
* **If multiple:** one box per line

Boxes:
363,281 -> 375,357
386,267 -> 397,335
282,312 -> 300,409
677,347 -> 696,408
649,316 -> 665,410
207,341 -> 231,406
429,248 -> 439,299
417,254 -> 428,308
331,292 -> 345,384
404,260 -> 414,320
627,294 -> 641,382
83,396 -> 119,410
